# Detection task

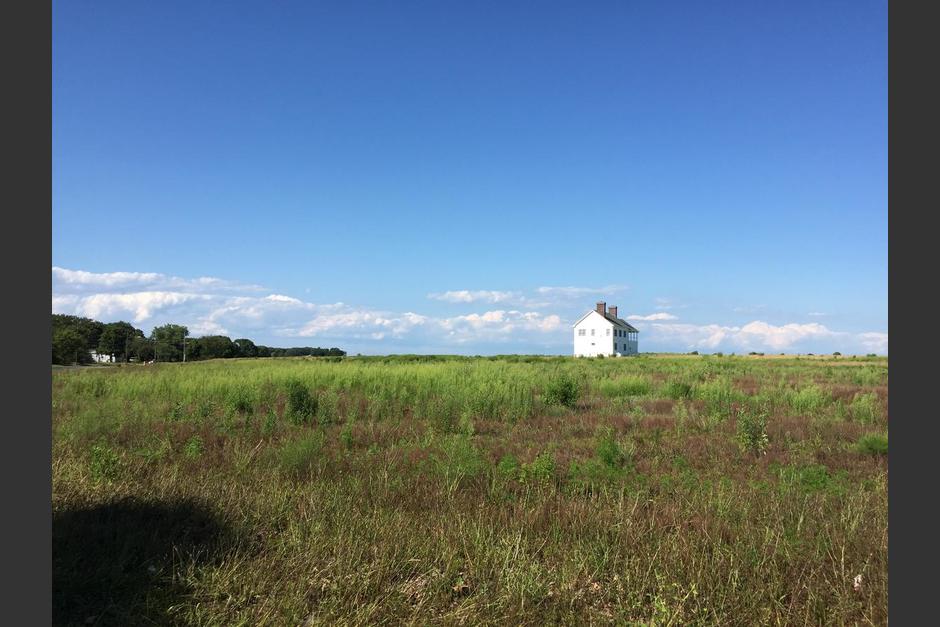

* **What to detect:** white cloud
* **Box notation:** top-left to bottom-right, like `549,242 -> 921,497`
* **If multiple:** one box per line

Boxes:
856,332 -> 888,354
427,290 -> 518,304
52,266 -> 264,294
61,291 -> 210,324
637,320 -> 840,351
627,312 -> 678,321
52,267 -> 568,351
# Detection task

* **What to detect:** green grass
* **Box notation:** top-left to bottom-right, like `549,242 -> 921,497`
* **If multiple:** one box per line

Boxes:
52,354 -> 888,625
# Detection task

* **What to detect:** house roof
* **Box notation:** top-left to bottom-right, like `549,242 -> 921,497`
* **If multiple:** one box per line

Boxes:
572,309 -> 639,332
603,313 -> 639,333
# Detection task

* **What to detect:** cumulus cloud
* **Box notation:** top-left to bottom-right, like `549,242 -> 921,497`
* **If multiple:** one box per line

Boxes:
52,267 -> 567,351
636,320 -> 839,351
52,266 -> 264,294
856,332 -> 888,354
627,313 -> 678,321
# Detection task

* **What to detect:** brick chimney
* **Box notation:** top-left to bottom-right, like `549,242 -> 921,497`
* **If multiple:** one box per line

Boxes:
596,301 -> 606,315
609,306 -> 618,319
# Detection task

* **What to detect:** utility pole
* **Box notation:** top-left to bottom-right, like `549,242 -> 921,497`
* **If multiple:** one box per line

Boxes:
183,330 -> 187,363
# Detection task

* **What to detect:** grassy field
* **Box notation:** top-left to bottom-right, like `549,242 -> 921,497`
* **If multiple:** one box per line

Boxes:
51,354 -> 888,625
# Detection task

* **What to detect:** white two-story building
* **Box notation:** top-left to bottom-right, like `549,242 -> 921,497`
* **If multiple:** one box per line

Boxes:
573,302 -> 639,357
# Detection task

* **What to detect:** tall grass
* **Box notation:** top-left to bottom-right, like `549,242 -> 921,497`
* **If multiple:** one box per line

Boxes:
53,354 -> 888,625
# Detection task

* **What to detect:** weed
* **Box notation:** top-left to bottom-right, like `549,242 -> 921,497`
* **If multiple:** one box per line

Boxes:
184,435 -> 204,460
544,374 -> 580,407
89,443 -> 121,481
735,406 -> 769,456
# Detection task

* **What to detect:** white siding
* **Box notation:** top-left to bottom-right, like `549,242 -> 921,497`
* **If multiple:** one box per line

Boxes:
572,310 -> 638,357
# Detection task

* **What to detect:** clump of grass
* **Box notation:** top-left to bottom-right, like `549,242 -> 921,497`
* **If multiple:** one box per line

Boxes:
662,381 -> 693,400
735,406 -> 769,456
497,454 -> 520,479
433,434 -> 486,490
597,376 -> 650,398
851,392 -> 881,424
228,386 -> 254,415
286,379 -> 317,425
261,410 -> 278,437
276,430 -> 325,477
857,432 -> 888,455
787,385 -> 828,415
543,375 -> 580,408
340,422 -> 354,450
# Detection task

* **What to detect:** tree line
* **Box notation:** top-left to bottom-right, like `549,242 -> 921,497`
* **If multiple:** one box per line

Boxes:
52,314 -> 345,365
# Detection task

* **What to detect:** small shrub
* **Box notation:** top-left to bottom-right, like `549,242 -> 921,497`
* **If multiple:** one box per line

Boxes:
521,451 -> 556,484
286,380 -> 317,425
544,375 -> 580,408
735,406 -> 769,456
833,352 -> 841,356
596,427 -> 628,469
169,401 -> 186,421
89,443 -> 121,481
857,433 -> 888,455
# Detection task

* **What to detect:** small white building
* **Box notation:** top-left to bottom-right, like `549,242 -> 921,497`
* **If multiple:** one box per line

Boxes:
573,302 -> 639,357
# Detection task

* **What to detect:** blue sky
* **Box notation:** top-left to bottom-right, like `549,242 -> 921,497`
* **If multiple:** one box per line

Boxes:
52,1 -> 887,355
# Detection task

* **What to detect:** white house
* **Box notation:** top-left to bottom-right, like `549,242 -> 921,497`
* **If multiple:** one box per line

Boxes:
573,302 -> 639,357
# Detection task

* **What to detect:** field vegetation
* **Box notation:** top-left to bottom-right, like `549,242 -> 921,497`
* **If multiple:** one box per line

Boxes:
52,354 -> 888,625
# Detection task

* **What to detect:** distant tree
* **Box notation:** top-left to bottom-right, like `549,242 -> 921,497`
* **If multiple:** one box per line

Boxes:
234,338 -> 258,358
151,324 -> 189,362
52,314 -> 105,363
52,328 -> 88,365
255,345 -> 272,358
195,335 -> 237,360
98,321 -> 144,362
128,336 -> 154,362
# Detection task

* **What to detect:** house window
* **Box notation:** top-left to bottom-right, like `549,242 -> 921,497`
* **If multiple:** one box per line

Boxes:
590,329 -> 595,336
606,328 -> 610,336
578,329 -> 586,336
614,343 -> 618,350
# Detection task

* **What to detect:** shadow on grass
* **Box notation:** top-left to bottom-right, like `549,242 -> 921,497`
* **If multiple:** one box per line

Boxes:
53,497 -> 235,626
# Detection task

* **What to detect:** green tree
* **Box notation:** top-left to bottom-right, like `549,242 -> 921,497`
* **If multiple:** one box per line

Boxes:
52,328 -> 88,365
97,321 -> 144,362
234,338 -> 258,358
128,336 -> 155,362
52,315 -> 105,363
195,335 -> 236,360
151,324 -> 189,362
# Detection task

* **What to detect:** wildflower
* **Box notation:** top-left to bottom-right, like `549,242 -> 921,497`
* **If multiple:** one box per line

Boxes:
853,574 -> 863,592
